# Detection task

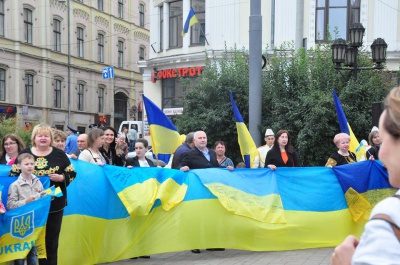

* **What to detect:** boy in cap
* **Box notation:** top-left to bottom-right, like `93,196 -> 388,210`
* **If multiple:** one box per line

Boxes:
253,129 -> 275,168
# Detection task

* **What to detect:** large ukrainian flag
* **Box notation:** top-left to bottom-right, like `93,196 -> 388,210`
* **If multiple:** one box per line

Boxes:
332,89 -> 366,161
142,95 -> 184,161
230,92 -> 259,168
3,160 -> 392,265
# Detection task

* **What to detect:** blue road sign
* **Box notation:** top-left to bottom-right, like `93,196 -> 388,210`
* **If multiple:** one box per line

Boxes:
102,66 -> 115,79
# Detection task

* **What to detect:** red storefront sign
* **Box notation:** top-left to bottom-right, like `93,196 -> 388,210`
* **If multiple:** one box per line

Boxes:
151,66 -> 203,83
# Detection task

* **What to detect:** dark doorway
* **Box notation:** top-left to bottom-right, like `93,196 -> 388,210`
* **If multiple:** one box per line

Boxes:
114,92 -> 128,131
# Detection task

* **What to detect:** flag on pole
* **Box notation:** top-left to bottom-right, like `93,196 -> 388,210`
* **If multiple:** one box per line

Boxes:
182,7 -> 199,37
229,92 -> 259,168
332,89 -> 366,161
142,95 -> 185,157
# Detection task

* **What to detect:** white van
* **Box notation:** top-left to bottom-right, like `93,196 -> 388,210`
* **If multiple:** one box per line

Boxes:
118,121 -> 142,137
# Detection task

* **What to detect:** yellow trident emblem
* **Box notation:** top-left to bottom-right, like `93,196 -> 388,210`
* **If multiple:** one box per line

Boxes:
13,214 -> 32,237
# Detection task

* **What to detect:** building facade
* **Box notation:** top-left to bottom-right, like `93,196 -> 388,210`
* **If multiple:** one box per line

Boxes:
140,0 -> 400,115
0,0 -> 149,132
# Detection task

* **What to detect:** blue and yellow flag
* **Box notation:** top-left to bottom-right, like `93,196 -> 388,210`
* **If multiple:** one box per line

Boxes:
333,160 -> 396,222
142,95 -> 185,159
0,195 -> 51,262
182,7 -> 199,37
229,92 -> 259,168
194,167 -> 286,223
103,164 -> 188,217
332,90 -> 366,161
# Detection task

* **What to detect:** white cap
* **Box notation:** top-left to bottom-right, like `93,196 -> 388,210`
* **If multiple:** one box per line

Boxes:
371,126 -> 379,132
265,129 -> 274,136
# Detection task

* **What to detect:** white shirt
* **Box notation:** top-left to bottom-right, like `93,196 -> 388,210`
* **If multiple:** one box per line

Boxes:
352,189 -> 400,265
253,145 -> 273,168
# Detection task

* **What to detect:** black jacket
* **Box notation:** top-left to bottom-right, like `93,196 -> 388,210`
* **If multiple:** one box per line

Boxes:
125,156 -> 155,167
178,147 -> 219,169
265,147 -> 300,168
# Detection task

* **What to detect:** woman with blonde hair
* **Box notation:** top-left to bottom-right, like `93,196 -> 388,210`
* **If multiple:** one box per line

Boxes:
325,133 -> 356,167
331,86 -> 400,264
10,124 -> 76,265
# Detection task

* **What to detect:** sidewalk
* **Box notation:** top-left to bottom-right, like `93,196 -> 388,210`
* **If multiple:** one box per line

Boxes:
106,248 -> 334,265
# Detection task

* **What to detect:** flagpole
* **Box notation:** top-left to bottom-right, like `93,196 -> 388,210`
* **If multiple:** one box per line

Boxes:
199,26 -> 209,45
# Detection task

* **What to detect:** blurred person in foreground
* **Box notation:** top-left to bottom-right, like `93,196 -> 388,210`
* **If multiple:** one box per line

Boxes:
331,86 -> 400,265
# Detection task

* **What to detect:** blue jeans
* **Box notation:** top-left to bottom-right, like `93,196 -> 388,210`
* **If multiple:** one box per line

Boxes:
14,246 -> 37,265
129,140 -> 136,152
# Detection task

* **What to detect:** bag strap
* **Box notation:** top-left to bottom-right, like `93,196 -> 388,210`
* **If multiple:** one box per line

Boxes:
370,194 -> 400,241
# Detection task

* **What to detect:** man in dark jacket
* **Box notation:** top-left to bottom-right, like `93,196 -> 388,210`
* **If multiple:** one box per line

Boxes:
179,131 -> 220,171
179,130 -> 232,254
171,132 -> 195,169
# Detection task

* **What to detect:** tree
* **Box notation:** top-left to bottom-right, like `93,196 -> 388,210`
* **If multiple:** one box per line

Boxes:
0,118 -> 35,148
176,43 -> 394,167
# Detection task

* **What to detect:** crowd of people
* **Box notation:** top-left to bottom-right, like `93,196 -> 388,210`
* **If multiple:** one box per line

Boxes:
0,86 -> 398,264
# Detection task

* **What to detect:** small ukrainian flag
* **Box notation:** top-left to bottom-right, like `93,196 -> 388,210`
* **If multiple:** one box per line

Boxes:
182,7 -> 199,37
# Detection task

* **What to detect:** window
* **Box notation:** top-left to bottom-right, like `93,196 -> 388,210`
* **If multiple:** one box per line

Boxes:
191,0 -> 205,45
0,0 -> 4,36
98,0 -> 103,11
98,87 -> 104,113
54,79 -> 61,108
0,69 -> 5,101
98,33 -> 104,62
160,5 -> 163,51
139,47 -> 145,60
139,4 -> 145,27
78,83 -> 84,111
24,8 -> 33,44
316,0 -> 360,41
77,27 -> 84,58
162,79 -> 184,109
53,19 -> 61,52
25,74 -> 33,105
118,0 -> 123,19
118,41 -> 124,68
169,1 -> 183,48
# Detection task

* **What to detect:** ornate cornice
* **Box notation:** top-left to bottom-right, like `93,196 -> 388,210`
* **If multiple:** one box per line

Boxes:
114,23 -> 129,35
134,30 -> 150,42
49,0 -> 67,12
73,8 -> 89,21
95,16 -> 109,28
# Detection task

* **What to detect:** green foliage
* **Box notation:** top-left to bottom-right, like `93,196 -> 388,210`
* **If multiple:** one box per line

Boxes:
0,118 -> 35,147
176,47 -> 249,164
176,43 -> 394,166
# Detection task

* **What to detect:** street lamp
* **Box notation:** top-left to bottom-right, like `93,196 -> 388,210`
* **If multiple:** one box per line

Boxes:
331,23 -> 388,79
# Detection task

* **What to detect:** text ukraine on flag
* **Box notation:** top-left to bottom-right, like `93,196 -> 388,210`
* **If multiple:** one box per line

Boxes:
0,195 -> 51,262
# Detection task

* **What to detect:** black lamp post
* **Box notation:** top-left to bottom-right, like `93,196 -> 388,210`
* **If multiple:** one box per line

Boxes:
331,23 -> 388,79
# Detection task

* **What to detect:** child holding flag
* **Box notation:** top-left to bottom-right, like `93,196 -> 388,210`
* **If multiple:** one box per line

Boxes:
7,153 -> 44,265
